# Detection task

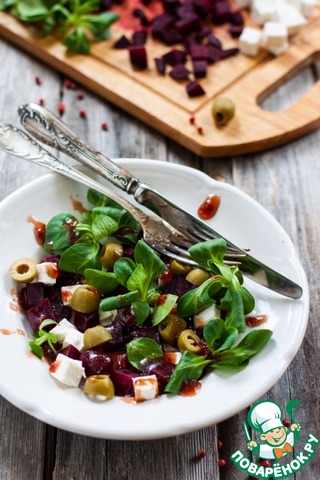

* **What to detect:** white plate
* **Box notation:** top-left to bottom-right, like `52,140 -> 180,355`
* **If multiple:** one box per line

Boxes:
0,159 -> 309,440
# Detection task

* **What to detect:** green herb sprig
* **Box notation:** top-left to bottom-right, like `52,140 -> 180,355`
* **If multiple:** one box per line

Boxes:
0,0 -> 119,54
29,319 -> 58,358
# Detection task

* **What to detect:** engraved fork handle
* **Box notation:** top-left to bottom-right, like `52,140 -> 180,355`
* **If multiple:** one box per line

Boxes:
0,124 -> 148,225
18,103 -> 141,195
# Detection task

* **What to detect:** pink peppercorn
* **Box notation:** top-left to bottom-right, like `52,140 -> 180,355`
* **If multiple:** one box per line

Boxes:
218,459 -> 227,467
217,440 -> 223,449
101,122 -> 108,131
79,109 -> 86,119
35,76 -> 42,85
262,460 -> 271,467
197,450 -> 207,459
58,103 -> 65,115
77,92 -> 84,100
197,126 -> 203,135
282,419 -> 291,427
189,116 -> 195,124
39,98 -> 45,106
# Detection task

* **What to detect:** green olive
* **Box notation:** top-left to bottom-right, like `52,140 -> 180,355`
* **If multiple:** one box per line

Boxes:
170,259 -> 191,276
212,97 -> 235,127
158,314 -> 187,345
101,242 -> 123,270
186,268 -> 210,286
70,285 -> 101,313
9,257 -> 38,283
83,375 -> 115,398
177,329 -> 202,354
83,325 -> 113,349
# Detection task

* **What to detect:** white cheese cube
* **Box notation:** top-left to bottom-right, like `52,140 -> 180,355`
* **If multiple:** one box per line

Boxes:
50,318 -> 76,343
60,285 -> 81,306
194,304 -> 221,330
132,375 -> 159,402
234,0 -> 252,8
263,21 -> 289,55
272,4 -> 306,35
164,351 -> 182,365
36,262 -> 58,285
49,353 -> 85,387
286,0 -> 302,9
239,27 -> 262,57
62,328 -> 84,351
99,308 -> 117,326
251,0 -> 278,25
301,0 -> 316,17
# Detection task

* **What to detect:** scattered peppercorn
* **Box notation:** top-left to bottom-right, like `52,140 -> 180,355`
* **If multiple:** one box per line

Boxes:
189,116 -> 196,124
282,418 -> 291,427
77,92 -> 84,100
101,122 -> 108,131
217,440 -> 223,449
262,460 -> 271,467
64,78 -> 77,89
197,126 -> 204,135
35,76 -> 42,85
79,109 -> 86,119
197,449 -> 207,459
39,98 -> 45,106
58,102 -> 65,115
218,458 -> 227,467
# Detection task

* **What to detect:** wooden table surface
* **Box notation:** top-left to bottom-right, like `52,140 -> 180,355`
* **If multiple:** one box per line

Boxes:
0,36 -> 319,480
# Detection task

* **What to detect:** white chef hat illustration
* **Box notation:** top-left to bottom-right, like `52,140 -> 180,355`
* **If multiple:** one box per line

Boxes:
248,401 -> 284,433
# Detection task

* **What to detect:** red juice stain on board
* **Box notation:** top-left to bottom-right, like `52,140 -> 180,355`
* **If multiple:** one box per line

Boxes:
179,380 -> 201,397
198,194 -> 221,220
27,215 -> 46,246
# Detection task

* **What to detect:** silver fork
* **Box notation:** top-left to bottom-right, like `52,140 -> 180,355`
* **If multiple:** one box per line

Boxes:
0,123 -> 211,267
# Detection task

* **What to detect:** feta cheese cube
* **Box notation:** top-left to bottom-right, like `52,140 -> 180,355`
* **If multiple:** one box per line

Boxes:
251,0 -> 278,25
60,285 -> 81,306
164,351 -> 182,365
36,262 -> 58,285
301,0 -> 316,17
194,304 -> 221,329
49,353 -> 85,387
263,21 -> 289,55
272,4 -> 306,35
239,27 -> 262,57
62,328 -> 84,351
50,318 -> 76,343
132,375 -> 159,402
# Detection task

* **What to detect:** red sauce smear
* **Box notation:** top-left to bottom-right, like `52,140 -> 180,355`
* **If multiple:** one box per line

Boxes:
9,302 -> 20,312
70,196 -> 86,214
46,263 -> 59,279
27,215 -> 46,246
246,314 -> 268,328
179,380 -> 201,397
0,328 -> 25,336
198,194 -> 221,220
49,360 -> 60,373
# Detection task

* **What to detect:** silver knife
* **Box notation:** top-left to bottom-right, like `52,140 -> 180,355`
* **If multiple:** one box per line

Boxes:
18,103 -> 303,299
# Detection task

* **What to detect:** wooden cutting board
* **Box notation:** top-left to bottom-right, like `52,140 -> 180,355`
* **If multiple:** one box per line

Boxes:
0,6 -> 320,157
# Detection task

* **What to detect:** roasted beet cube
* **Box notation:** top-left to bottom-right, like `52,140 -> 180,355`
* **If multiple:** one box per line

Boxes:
109,352 -> 129,369
193,60 -> 207,78
73,311 -> 99,333
118,306 -> 136,328
207,45 -> 224,63
60,344 -> 81,360
132,30 -> 148,45
113,34 -> 131,49
140,358 -> 175,392
207,34 -> 222,49
165,275 -> 196,295
20,282 -> 44,310
155,57 -> 166,75
80,349 -> 112,376
151,13 -> 175,39
27,297 -> 55,332
230,10 -> 244,26
176,5 -> 195,18
162,0 -> 180,14
131,327 -> 161,344
174,15 -> 201,36
190,44 -> 209,61
128,45 -> 148,70
170,64 -> 190,81
110,369 -> 140,396
213,1 -> 232,24
229,25 -> 243,38
195,26 -> 211,41
163,48 -> 187,66
158,29 -> 183,45
193,0 -> 211,18
220,47 -> 239,59
104,322 -> 124,351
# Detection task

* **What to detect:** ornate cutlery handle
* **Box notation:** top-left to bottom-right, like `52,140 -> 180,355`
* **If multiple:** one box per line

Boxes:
18,103 -> 141,194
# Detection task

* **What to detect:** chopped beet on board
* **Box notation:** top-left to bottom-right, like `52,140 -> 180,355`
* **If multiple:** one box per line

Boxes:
107,0 -> 243,98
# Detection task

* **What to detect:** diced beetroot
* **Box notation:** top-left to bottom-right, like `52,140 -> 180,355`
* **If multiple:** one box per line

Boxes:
207,34 -> 222,49
158,29 -> 183,45
190,44 -> 209,61
122,245 -> 135,260
132,30 -> 148,45
80,349 -> 112,376
113,35 -> 131,49
162,0 -> 180,14
42,344 -> 57,364
184,37 -> 199,53
60,344 -> 81,360
73,311 -> 99,333
133,7 -> 149,26
140,358 -> 175,392
163,48 -> 187,66
41,255 -> 60,264
27,298 -> 55,332
169,64 -> 190,81
151,13 -> 175,40
155,57 -> 166,75
128,45 -> 148,70
131,327 -> 161,344
19,282 -> 44,310
230,10 -> 244,26
110,369 -> 140,396
118,306 -> 136,328
104,322 -> 124,351
193,60 -> 207,78
174,15 -> 201,36
213,1 -> 232,24
176,5 -> 195,18
165,275 -> 196,296
207,45 -> 225,63
229,25 -> 243,38
186,80 -> 205,98
195,26 -> 211,41
220,47 -> 239,59
193,0 -> 212,18
109,352 -> 129,369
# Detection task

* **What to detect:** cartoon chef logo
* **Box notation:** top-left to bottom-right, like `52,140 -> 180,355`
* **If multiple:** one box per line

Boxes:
245,400 -> 301,460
